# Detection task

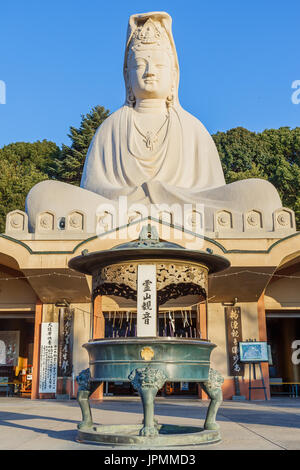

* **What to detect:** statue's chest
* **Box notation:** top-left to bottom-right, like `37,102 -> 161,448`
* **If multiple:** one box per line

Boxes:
132,113 -> 169,154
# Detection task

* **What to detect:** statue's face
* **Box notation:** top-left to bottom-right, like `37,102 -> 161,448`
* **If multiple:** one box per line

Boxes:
128,48 -> 174,101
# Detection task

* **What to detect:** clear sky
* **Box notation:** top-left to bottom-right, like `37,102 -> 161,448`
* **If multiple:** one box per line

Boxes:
0,0 -> 299,149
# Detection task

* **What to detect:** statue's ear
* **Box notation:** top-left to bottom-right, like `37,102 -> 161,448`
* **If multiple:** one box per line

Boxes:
124,67 -> 135,106
166,72 -> 176,108
128,86 -> 135,103
125,72 -> 135,106
172,67 -> 177,85
124,66 -> 129,82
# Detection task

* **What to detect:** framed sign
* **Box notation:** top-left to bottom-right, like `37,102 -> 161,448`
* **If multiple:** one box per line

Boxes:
39,322 -> 58,393
137,265 -> 157,337
0,331 -> 20,366
180,382 -> 189,391
239,341 -> 269,363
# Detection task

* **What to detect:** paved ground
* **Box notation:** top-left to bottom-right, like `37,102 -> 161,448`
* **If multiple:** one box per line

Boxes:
0,396 -> 299,450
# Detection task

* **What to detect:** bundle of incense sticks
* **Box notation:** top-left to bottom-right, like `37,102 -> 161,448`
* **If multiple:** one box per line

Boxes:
168,311 -> 175,337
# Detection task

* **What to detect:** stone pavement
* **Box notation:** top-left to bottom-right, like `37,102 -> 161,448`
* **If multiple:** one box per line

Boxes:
0,396 -> 299,450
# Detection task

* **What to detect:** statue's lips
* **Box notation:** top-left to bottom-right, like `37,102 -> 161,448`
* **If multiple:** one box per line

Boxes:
144,79 -> 158,84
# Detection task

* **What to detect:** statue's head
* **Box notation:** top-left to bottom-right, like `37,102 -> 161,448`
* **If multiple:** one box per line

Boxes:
124,12 -> 179,108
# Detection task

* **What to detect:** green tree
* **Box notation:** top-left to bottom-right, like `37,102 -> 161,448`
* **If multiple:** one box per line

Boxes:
0,140 -> 61,233
212,127 -> 300,229
55,105 -> 110,186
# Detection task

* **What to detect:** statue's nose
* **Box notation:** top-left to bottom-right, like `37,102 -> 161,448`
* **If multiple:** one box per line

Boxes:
144,61 -> 155,77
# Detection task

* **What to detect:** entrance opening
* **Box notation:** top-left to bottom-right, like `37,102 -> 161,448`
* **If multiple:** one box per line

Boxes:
266,313 -> 300,398
0,314 -> 35,397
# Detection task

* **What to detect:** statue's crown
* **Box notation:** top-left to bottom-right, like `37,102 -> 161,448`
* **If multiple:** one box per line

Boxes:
130,18 -> 171,52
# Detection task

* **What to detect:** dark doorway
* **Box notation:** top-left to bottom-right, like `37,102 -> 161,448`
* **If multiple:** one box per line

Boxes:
0,315 -> 35,397
266,315 -> 300,397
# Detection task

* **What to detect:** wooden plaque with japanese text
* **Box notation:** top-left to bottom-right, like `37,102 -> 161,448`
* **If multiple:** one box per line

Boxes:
225,307 -> 244,376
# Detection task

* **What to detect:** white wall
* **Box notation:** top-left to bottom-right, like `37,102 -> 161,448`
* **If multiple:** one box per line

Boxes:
208,301 -> 259,379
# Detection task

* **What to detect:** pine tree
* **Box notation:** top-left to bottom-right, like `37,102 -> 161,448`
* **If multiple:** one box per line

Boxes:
55,105 -> 110,186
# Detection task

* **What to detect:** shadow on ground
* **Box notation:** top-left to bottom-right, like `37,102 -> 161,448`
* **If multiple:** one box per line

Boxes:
0,414 -> 78,443
0,397 -> 299,446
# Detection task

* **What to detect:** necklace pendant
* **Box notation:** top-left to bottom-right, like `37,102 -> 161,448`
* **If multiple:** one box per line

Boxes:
144,131 -> 158,151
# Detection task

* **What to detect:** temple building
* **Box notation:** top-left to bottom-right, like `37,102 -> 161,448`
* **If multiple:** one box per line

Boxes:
0,11 -> 299,400
0,206 -> 299,400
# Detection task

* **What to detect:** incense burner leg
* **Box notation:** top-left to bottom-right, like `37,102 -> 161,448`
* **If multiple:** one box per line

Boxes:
200,368 -> 224,431
129,366 -> 167,437
76,368 -> 98,430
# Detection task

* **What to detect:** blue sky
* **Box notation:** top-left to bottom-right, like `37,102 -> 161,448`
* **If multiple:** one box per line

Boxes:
0,0 -> 299,148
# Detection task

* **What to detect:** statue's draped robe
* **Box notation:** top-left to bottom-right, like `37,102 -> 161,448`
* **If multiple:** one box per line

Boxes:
80,105 -> 226,206
25,103 -> 282,233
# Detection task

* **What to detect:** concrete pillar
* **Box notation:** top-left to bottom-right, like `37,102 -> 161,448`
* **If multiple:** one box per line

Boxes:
90,295 -> 104,400
197,301 -> 208,399
31,300 -> 43,399
257,292 -> 270,399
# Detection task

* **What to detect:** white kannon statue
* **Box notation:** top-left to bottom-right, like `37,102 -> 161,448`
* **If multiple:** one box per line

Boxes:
26,11 -> 282,232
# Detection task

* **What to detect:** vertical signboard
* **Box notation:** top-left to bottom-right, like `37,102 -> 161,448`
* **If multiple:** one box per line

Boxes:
137,265 -> 157,337
57,308 -> 74,377
225,307 -> 244,376
39,322 -> 58,393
